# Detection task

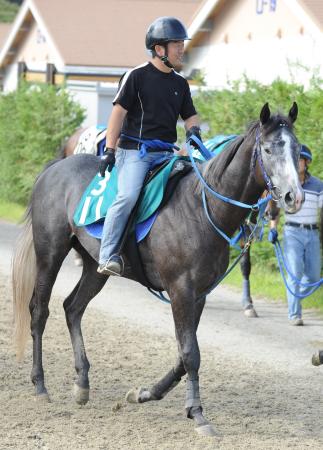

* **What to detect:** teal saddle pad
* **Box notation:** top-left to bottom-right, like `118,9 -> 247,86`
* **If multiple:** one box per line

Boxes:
73,156 -> 187,241
73,135 -> 236,242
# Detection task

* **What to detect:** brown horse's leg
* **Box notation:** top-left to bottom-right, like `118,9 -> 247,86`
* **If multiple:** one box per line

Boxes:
240,247 -> 258,317
64,250 -> 107,405
127,296 -> 206,404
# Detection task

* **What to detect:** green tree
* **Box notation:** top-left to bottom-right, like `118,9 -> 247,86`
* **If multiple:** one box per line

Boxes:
194,75 -> 323,179
0,82 -> 85,204
0,0 -> 19,22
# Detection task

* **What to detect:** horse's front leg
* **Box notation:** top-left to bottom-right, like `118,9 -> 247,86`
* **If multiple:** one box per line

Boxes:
126,296 -> 206,404
171,289 -> 218,436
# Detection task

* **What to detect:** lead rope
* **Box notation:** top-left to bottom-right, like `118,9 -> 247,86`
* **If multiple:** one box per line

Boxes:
273,240 -> 323,297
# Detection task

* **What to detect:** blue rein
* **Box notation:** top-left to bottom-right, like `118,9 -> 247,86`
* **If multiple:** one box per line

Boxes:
186,132 -> 271,249
121,133 -> 179,158
187,134 -> 271,211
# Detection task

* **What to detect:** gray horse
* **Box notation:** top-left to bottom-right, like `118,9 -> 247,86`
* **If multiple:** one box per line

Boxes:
12,103 -> 302,437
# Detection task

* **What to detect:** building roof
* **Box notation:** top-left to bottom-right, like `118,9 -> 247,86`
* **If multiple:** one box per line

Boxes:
300,0 -> 323,30
0,0 -> 202,69
2,0 -> 322,72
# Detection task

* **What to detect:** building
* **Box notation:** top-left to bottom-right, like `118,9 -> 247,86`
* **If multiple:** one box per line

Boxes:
0,0 -> 322,125
184,0 -> 323,87
0,0 -> 201,125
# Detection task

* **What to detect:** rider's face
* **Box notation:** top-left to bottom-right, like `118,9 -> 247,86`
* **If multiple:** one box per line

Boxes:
166,40 -> 185,70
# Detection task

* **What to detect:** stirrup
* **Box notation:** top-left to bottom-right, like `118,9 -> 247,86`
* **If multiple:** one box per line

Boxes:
97,255 -> 124,276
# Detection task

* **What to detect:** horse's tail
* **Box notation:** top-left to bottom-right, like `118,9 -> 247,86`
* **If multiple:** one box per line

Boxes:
12,206 -> 36,360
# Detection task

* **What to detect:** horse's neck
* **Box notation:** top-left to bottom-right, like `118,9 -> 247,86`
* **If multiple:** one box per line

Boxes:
203,140 -> 264,235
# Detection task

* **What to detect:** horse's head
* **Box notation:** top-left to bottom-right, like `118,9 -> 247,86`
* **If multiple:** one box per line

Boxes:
255,102 -> 303,213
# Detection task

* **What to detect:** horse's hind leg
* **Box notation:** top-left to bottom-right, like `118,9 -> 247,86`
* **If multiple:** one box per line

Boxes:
63,249 -> 107,405
240,248 -> 258,318
126,296 -> 205,403
30,249 -> 69,401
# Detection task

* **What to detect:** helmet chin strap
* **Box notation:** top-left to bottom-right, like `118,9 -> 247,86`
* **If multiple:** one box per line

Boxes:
159,43 -> 174,69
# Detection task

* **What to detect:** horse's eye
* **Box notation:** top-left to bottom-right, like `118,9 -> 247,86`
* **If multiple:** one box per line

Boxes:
264,148 -> 271,154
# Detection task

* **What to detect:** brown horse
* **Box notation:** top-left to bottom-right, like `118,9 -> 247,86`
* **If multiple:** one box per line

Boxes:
59,127 -> 86,158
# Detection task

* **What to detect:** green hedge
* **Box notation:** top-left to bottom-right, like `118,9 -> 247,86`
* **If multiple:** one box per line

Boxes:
193,75 -> 323,179
0,82 -> 85,204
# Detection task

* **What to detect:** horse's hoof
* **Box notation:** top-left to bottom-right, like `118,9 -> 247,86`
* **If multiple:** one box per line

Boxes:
34,393 -> 51,403
244,307 -> 258,318
312,352 -> 322,366
195,423 -> 220,437
126,387 -> 151,403
73,383 -> 89,405
125,387 -> 144,403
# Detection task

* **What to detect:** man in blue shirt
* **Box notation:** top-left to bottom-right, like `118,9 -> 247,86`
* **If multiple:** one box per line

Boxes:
269,145 -> 323,325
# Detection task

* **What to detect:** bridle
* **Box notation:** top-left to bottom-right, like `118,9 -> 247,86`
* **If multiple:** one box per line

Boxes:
252,127 -> 282,202
252,122 -> 296,202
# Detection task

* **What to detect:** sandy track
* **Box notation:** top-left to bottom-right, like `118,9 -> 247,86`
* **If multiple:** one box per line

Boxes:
1,269 -> 323,450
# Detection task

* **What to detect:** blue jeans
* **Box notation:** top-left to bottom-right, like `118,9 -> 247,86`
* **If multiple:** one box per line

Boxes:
99,148 -> 172,264
283,225 -> 321,319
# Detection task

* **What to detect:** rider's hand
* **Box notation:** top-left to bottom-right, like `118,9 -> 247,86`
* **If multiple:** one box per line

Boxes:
186,126 -> 202,149
268,228 -> 278,244
99,148 -> 116,177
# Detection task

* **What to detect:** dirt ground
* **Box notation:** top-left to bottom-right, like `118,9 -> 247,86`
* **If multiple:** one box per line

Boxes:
0,271 -> 323,450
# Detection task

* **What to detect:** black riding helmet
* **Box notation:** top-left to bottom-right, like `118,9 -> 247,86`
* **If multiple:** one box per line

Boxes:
146,17 -> 190,68
300,144 -> 312,162
146,17 -> 190,49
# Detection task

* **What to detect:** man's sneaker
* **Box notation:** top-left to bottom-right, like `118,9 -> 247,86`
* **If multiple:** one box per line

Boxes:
289,317 -> 304,326
97,255 -> 123,276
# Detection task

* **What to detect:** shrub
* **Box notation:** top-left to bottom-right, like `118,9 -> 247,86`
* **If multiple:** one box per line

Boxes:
0,82 -> 85,204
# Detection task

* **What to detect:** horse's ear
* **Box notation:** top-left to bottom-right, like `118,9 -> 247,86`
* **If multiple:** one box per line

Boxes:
260,103 -> 270,125
288,102 -> 298,123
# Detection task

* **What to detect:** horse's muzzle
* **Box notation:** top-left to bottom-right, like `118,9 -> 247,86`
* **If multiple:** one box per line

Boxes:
282,186 -> 303,213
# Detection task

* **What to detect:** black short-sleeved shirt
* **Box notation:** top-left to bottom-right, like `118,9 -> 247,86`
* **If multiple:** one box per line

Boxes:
113,62 -> 197,149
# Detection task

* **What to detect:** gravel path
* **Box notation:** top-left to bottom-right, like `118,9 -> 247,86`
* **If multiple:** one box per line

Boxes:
0,220 -> 323,449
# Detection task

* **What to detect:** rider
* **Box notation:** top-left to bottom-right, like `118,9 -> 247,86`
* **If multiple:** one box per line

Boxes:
97,16 -> 201,276
268,145 -> 323,325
